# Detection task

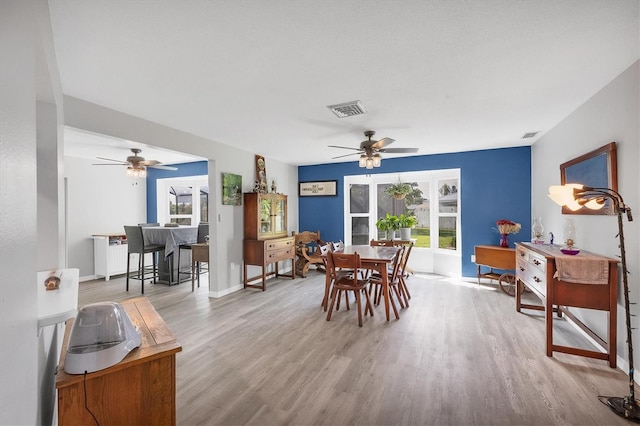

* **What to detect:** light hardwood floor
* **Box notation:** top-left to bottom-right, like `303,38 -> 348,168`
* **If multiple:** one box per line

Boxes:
78,271 -> 634,425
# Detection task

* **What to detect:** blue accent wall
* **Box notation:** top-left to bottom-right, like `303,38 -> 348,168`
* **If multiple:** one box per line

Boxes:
146,161 -> 209,222
298,146 -> 531,278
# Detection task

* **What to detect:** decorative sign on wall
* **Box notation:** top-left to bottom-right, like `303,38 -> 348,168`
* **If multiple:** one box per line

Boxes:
299,180 -> 338,197
222,172 -> 242,205
560,142 -> 617,215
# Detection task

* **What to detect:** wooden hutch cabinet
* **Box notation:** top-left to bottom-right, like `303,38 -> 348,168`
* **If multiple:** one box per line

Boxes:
243,192 -> 295,290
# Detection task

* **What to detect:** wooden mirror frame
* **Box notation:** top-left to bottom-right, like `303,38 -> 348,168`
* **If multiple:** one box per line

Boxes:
560,142 -> 618,215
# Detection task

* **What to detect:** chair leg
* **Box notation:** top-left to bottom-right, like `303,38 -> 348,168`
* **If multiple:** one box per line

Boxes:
140,251 -> 145,295
326,287 -> 339,321
355,290 -> 363,327
363,288 -> 374,317
126,254 -> 131,291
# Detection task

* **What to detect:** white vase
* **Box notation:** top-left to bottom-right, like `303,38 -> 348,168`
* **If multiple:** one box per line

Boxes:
399,228 -> 411,240
387,230 -> 396,240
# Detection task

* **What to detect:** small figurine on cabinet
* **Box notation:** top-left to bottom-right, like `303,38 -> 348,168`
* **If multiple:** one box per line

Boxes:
271,180 -> 277,193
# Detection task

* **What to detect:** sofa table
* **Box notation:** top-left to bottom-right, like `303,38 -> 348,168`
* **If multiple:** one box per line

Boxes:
56,297 -> 182,425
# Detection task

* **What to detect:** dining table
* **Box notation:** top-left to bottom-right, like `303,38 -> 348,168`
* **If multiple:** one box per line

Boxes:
323,244 -> 401,321
142,225 -> 198,284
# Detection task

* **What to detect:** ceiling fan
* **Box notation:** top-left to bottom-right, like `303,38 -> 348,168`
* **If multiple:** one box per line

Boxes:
93,148 -> 178,177
328,130 -> 419,169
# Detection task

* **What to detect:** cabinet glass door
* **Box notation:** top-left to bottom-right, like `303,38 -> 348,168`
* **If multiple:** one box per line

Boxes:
260,198 -> 272,234
274,197 -> 286,233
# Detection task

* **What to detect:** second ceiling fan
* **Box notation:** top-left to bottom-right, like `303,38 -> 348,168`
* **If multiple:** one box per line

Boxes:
329,130 -> 418,168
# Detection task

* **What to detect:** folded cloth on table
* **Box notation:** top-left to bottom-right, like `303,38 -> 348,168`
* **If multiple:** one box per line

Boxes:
554,255 -> 609,285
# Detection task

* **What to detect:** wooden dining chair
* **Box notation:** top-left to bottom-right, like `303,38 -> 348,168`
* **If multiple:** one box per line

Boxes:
396,241 -> 414,301
321,243 -> 352,312
369,244 -> 406,318
124,225 -> 164,294
326,251 -> 373,327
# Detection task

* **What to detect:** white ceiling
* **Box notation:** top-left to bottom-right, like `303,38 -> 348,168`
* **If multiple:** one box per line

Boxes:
50,0 -> 639,166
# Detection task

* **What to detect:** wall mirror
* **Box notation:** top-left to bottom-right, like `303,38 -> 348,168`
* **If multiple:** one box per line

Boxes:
560,142 -> 617,215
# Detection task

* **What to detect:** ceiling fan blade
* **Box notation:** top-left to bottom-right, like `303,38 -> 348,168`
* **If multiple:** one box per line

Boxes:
92,163 -> 126,166
328,145 -> 361,151
379,147 -> 419,154
96,156 -> 127,164
148,164 -> 178,171
332,152 -> 360,159
140,159 -> 161,166
369,137 -> 395,150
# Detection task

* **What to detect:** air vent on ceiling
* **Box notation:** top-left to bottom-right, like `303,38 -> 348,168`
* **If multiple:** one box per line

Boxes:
327,100 -> 366,118
522,131 -> 539,139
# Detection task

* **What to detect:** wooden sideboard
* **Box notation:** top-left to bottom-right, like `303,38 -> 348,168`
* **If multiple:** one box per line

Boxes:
243,236 -> 295,290
243,192 -> 294,290
56,297 -> 182,425
515,242 -> 618,367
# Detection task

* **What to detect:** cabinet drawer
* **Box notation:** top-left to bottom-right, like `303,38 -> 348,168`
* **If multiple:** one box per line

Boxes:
266,238 -> 294,251
267,247 -> 294,262
517,257 -> 546,296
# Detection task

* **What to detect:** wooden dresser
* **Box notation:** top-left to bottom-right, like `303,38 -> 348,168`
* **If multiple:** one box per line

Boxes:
515,242 -> 618,367
56,297 -> 182,425
243,192 -> 295,290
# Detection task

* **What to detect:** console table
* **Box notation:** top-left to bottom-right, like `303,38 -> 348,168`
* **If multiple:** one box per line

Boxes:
56,297 -> 182,425
515,242 -> 618,367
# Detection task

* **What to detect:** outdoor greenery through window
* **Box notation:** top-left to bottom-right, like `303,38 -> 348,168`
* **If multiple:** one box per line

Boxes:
345,170 -> 459,250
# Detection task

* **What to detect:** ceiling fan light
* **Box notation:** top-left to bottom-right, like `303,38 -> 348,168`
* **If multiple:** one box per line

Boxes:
366,157 -> 374,169
359,155 -> 367,167
373,154 -> 381,167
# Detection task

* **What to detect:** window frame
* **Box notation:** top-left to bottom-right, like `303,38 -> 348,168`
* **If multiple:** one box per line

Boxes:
343,169 -> 460,252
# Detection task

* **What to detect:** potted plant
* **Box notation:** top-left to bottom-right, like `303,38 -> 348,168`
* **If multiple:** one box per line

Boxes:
385,181 -> 412,200
398,213 -> 417,240
375,213 -> 400,240
375,216 -> 391,239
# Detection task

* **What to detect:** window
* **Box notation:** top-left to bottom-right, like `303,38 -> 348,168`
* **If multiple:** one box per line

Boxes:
157,176 -> 209,225
344,170 -> 459,250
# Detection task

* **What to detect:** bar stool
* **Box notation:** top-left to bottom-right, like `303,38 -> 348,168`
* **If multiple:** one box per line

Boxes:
124,225 -> 164,294
177,222 -> 209,282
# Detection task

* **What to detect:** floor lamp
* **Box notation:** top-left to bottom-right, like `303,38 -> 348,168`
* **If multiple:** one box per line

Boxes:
548,183 -> 638,422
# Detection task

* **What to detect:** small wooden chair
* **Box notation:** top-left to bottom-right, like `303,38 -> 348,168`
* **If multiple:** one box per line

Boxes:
369,245 -> 406,318
293,230 -> 324,278
326,251 -> 373,327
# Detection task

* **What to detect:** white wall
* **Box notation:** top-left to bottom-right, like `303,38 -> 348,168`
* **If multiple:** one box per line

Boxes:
62,97 -> 299,297
532,60 -> 639,370
1,1 -> 65,424
65,156 -> 148,279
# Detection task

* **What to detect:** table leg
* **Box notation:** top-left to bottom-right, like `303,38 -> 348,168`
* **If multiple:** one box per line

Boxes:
380,263 -> 391,321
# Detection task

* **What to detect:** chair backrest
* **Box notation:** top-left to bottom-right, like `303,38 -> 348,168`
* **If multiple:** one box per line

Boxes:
392,240 -> 412,247
138,222 -> 160,227
370,239 -> 394,247
328,251 -> 362,285
294,230 -> 321,252
388,245 -> 406,283
197,222 -> 209,243
124,225 -> 145,253
398,241 -> 414,275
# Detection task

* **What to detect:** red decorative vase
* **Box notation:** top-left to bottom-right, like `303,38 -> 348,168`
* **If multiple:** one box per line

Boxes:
499,233 -> 509,248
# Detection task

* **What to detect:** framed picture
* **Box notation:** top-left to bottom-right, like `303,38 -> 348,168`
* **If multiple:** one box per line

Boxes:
299,180 -> 337,197
560,142 -> 617,215
222,172 -> 242,205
